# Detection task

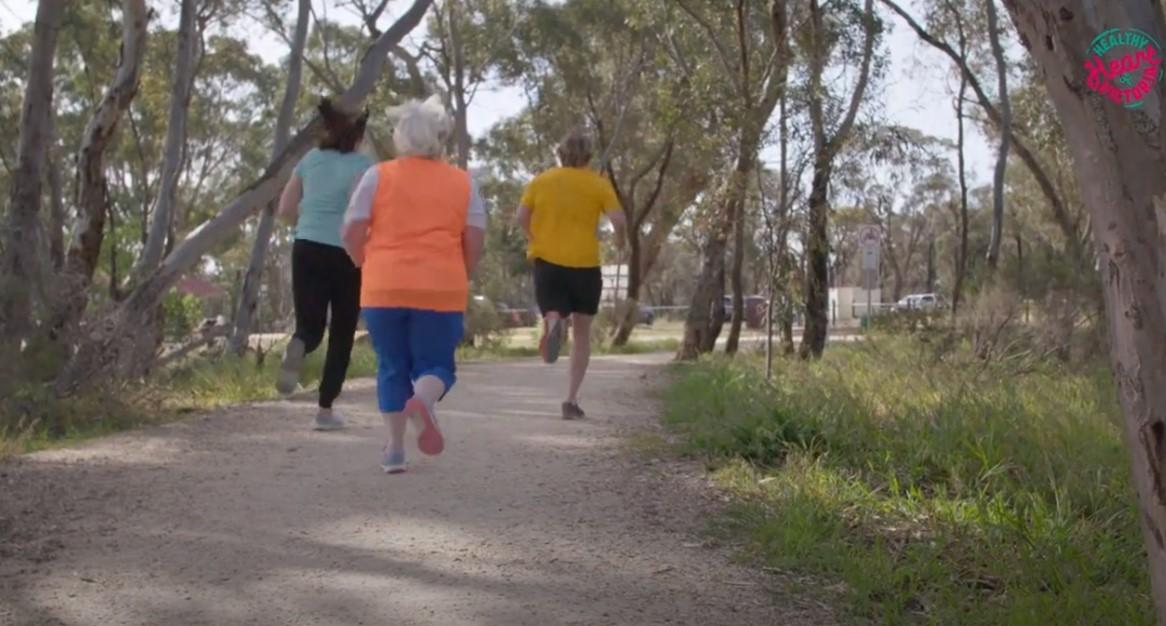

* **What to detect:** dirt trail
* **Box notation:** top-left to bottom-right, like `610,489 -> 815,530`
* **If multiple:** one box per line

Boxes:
0,355 -> 829,626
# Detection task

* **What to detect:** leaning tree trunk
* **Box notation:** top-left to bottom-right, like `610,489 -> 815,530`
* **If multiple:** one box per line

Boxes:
229,0 -> 310,356
54,0 -> 435,393
1004,1 -> 1166,621
134,0 -> 201,282
984,0 -> 1012,270
0,0 -> 67,350
55,0 -> 149,338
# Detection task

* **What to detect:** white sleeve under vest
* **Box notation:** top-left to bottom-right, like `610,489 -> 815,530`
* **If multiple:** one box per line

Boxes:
342,164 -> 487,231
343,166 -> 379,227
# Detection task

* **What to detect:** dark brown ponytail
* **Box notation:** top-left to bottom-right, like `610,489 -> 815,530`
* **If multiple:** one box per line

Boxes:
318,97 -> 369,153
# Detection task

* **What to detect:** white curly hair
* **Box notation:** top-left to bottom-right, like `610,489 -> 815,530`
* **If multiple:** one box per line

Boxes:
387,95 -> 452,159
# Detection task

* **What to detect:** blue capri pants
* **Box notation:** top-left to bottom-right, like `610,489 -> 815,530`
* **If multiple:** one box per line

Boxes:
362,307 -> 465,413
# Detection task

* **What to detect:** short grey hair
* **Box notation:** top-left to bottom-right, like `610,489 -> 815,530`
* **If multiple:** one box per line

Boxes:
387,95 -> 452,159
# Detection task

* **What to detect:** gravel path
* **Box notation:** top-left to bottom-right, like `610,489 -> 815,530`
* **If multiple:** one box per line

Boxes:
0,354 -> 831,626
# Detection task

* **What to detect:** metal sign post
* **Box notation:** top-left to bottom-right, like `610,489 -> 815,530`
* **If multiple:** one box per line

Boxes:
858,225 -> 881,331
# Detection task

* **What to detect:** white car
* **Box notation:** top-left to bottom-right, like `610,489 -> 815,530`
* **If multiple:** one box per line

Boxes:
895,293 -> 940,311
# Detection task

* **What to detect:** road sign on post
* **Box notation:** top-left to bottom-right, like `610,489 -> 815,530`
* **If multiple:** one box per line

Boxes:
858,225 -> 881,327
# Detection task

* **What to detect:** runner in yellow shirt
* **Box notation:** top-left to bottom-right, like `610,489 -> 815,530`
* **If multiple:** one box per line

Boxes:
517,129 -> 626,419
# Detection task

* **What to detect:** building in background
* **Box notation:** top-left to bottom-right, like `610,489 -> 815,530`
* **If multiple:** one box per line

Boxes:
829,287 -> 882,324
600,264 -> 628,304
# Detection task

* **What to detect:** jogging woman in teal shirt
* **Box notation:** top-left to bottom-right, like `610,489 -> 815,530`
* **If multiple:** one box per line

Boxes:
276,99 -> 375,431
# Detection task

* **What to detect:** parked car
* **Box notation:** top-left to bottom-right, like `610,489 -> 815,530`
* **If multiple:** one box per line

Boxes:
598,303 -> 656,326
495,302 -> 538,328
722,295 -> 769,329
894,293 -> 941,312
638,305 -> 655,326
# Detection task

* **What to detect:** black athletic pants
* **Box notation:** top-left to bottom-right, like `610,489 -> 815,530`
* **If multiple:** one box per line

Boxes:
291,239 -> 361,409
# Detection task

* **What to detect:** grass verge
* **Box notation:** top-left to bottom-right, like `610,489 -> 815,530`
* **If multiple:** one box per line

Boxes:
2,330 -> 677,457
662,337 -> 1151,624
0,340 -> 378,458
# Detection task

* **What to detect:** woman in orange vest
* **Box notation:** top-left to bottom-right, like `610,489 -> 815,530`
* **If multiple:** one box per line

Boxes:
340,96 -> 486,474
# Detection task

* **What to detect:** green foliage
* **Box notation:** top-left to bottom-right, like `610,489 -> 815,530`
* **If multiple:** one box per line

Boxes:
464,297 -> 506,347
662,340 -> 1150,624
870,309 -> 945,335
161,292 -> 204,341
0,381 -> 154,458
0,339 -> 379,455
162,339 -> 377,408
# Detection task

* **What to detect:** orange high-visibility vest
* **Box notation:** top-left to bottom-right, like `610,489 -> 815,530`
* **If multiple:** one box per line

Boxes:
361,157 -> 471,312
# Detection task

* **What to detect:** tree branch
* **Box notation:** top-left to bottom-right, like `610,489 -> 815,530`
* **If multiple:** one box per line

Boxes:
825,0 -> 875,154
879,0 -> 1083,263
674,0 -> 745,97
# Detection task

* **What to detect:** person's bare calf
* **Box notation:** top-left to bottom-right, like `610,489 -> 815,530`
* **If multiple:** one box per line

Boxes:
563,314 -> 592,419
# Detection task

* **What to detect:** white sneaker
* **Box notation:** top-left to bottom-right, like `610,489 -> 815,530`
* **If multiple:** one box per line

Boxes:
381,447 -> 407,474
314,411 -> 346,431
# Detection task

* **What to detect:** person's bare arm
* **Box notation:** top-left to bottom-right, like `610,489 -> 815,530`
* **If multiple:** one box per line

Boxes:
277,174 -> 303,224
606,209 -> 627,251
464,178 -> 488,275
516,204 -> 533,240
463,227 -> 485,275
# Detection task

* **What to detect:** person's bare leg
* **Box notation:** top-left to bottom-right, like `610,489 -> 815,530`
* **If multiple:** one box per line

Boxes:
406,375 -> 447,455
412,375 -> 446,411
567,314 -> 593,405
381,411 -> 408,473
540,311 -> 566,364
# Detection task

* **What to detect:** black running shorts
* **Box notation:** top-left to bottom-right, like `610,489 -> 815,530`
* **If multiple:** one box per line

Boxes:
533,258 -> 603,316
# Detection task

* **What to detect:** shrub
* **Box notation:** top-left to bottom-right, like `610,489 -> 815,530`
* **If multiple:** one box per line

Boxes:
162,292 -> 205,341
464,297 -> 505,347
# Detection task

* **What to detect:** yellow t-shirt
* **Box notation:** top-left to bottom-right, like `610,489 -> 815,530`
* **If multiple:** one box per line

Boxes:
521,167 -> 621,268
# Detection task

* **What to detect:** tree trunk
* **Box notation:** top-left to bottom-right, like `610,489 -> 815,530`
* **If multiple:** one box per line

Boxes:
46,136 -> 66,272
229,0 -> 310,356
1004,2 -> 1166,621
725,152 -> 753,354
54,0 -> 436,392
926,238 -> 937,293
800,0 -> 875,360
0,0 -> 66,348
135,0 -> 201,281
984,0 -> 1012,269
1015,230 -> 1024,300
801,162 -> 831,358
777,88 -> 796,358
447,0 -> 471,168
611,235 -> 642,347
64,0 -> 149,283
678,211 -> 729,360
611,140 -> 675,347
952,71 -> 970,315
54,0 -> 149,340
680,145 -> 756,360
676,0 -> 792,361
